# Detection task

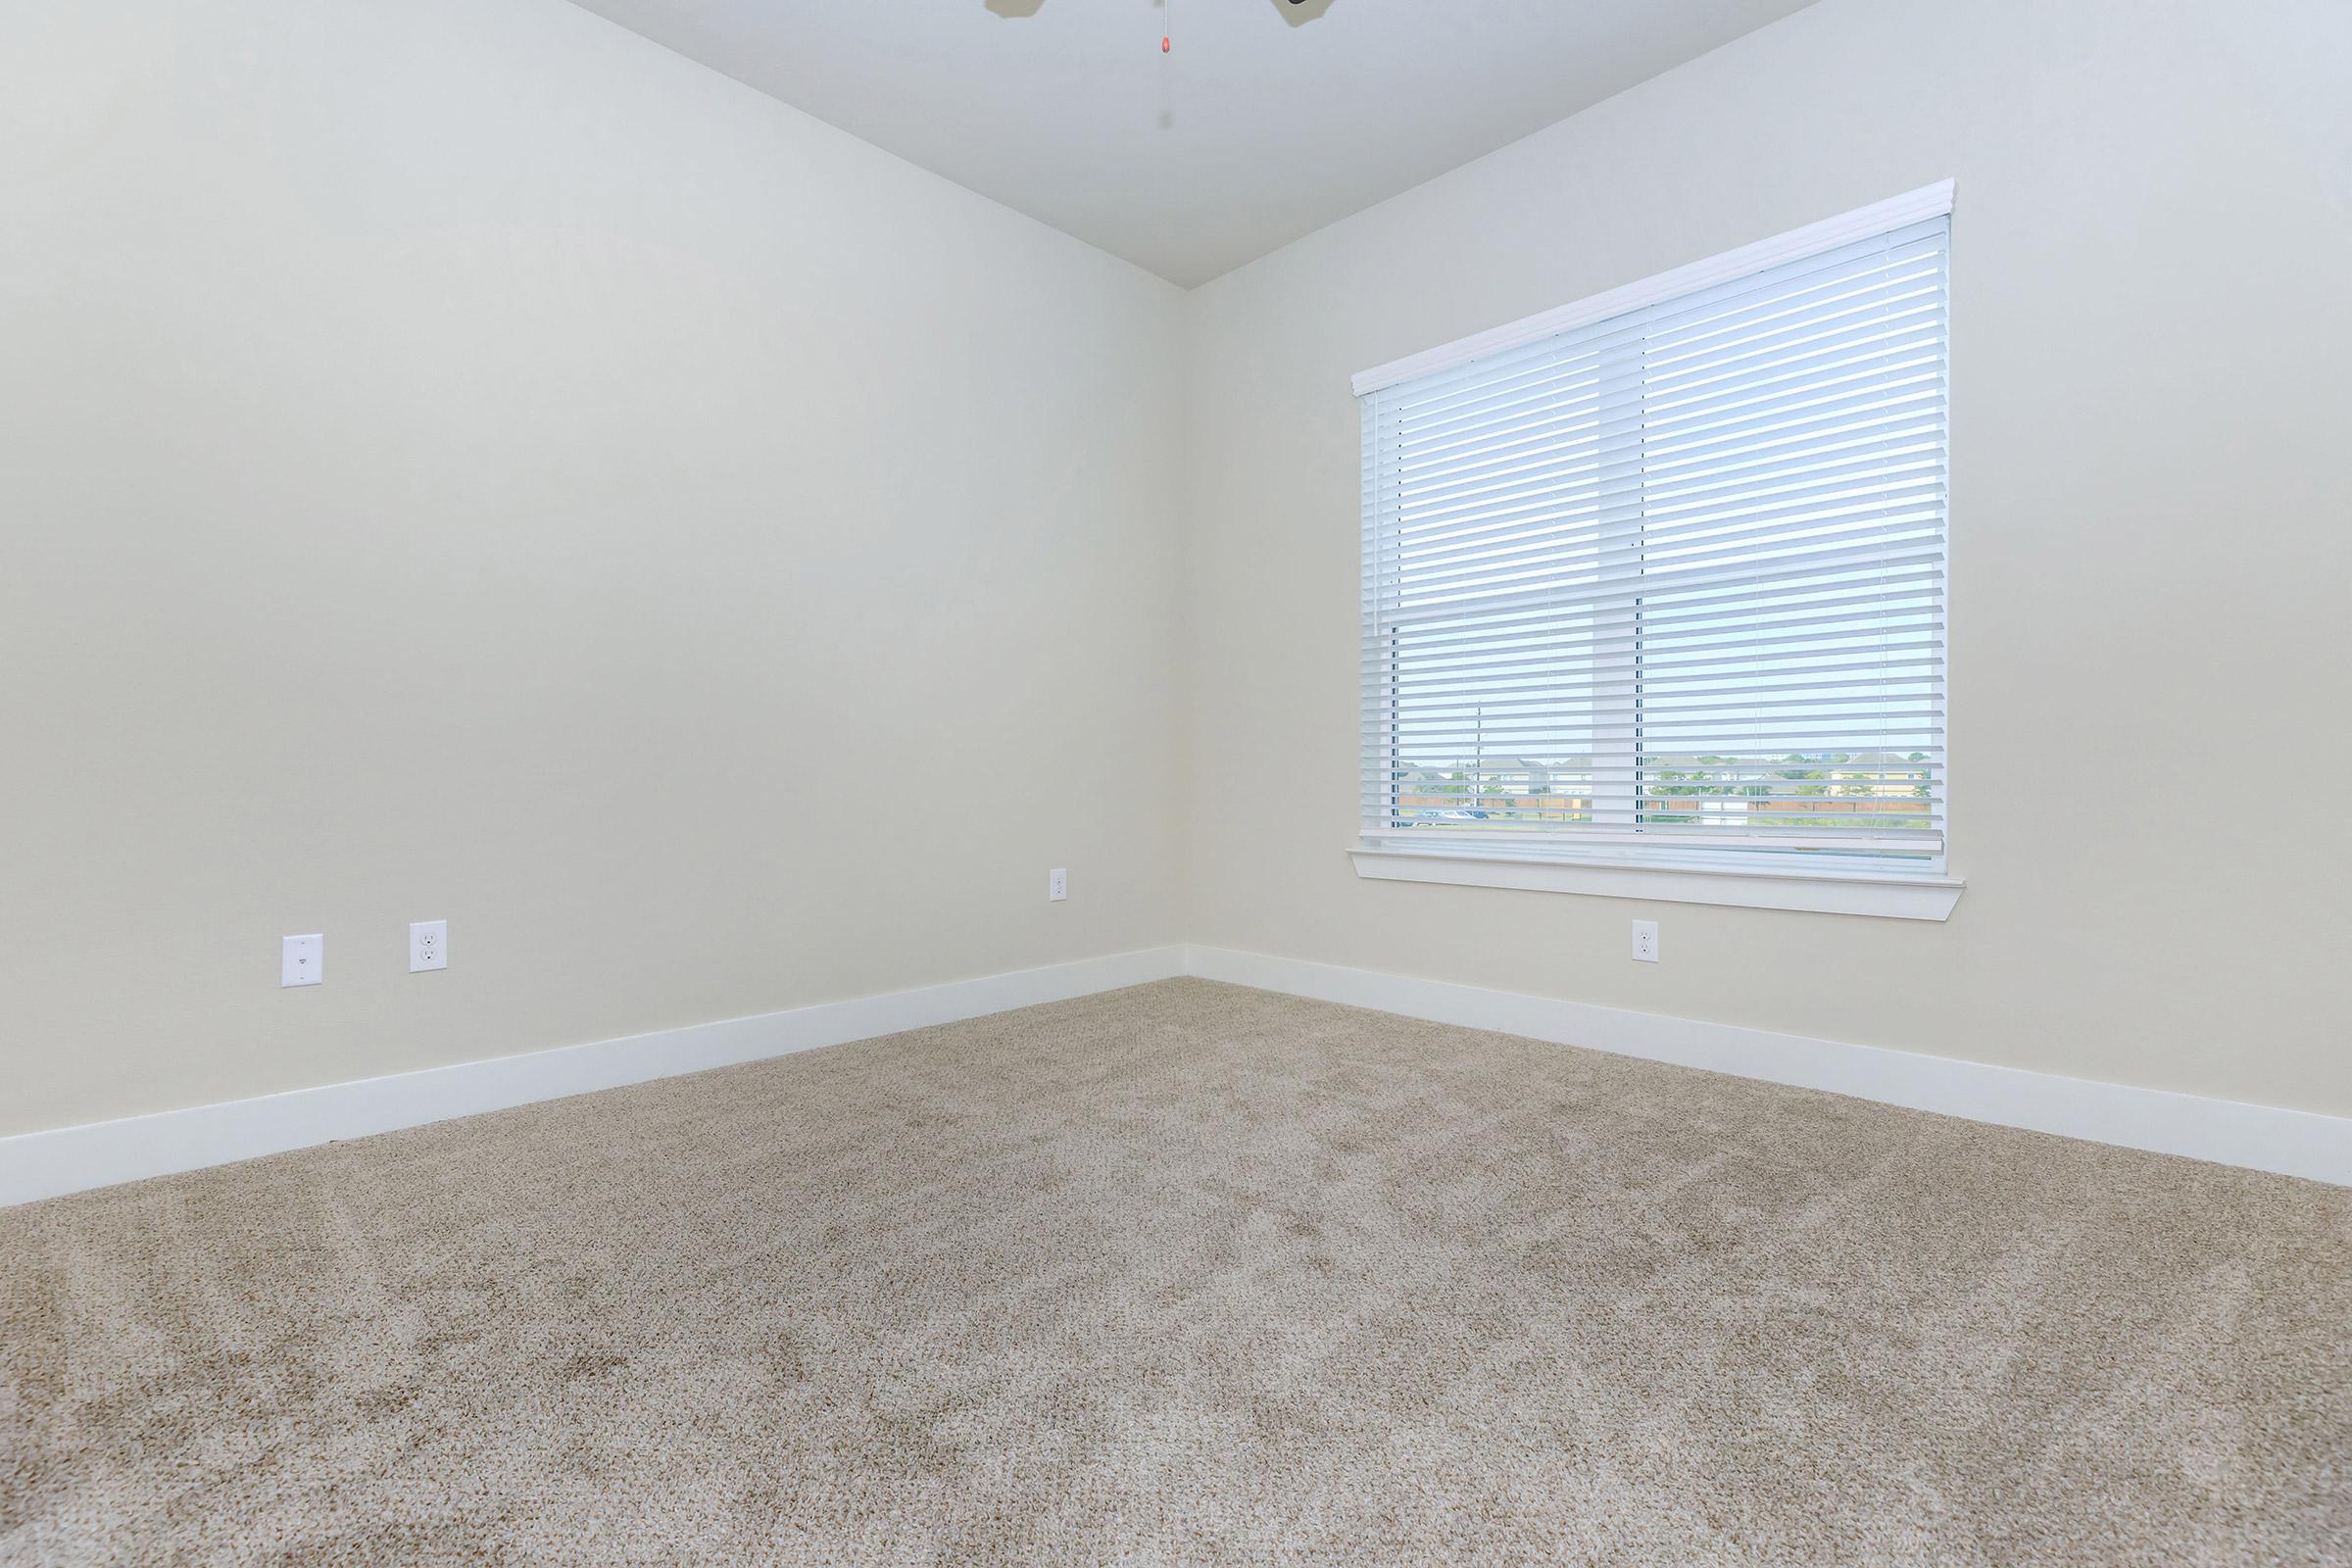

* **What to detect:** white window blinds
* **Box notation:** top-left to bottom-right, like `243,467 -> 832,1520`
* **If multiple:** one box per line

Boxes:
1359,194 -> 1949,872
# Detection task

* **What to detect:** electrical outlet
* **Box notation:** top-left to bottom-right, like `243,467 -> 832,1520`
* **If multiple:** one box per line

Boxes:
410,919 -> 448,973
1631,919 -> 1660,963
1049,867 -> 1068,902
281,933 -> 323,987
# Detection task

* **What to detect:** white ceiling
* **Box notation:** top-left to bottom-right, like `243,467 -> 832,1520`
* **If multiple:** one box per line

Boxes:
565,0 -> 1816,287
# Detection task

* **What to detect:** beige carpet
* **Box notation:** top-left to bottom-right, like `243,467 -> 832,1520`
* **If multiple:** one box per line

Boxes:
2,979 -> 2346,1566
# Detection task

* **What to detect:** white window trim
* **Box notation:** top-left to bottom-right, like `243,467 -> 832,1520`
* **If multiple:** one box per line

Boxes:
1351,181 -> 1962,920
1348,843 -> 1965,921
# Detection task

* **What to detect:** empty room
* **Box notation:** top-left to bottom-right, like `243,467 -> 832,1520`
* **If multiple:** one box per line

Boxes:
3,0 -> 2347,1562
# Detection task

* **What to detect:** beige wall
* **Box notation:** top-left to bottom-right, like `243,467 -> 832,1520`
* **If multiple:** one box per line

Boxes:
0,0 -> 1187,1135
8,0 -> 2348,1143
1181,0 -> 2352,1118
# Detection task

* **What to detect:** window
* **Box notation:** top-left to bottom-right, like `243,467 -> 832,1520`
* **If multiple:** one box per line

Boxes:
1354,185 -> 1955,912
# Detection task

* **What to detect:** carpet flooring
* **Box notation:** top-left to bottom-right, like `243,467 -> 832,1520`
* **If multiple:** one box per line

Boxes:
2,978 -> 2347,1566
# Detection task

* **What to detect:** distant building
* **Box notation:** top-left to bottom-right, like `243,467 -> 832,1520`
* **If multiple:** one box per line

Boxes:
1391,750 -> 1933,827
1395,756 -> 1592,818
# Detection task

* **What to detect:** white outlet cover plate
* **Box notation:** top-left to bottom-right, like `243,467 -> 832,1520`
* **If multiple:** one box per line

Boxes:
1049,868 -> 1067,902
1631,919 -> 1660,963
410,919 -> 448,973
282,933 -> 323,987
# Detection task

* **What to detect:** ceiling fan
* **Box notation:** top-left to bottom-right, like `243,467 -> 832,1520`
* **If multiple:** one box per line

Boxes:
984,0 -> 1339,41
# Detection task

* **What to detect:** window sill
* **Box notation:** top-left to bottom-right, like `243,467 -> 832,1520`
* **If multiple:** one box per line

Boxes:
1348,843 -> 1965,921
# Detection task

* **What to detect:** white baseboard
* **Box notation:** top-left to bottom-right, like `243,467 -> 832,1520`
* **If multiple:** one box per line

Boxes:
1181,946 -> 2352,1188
0,946 -> 1186,1207
11,941 -> 2343,1205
